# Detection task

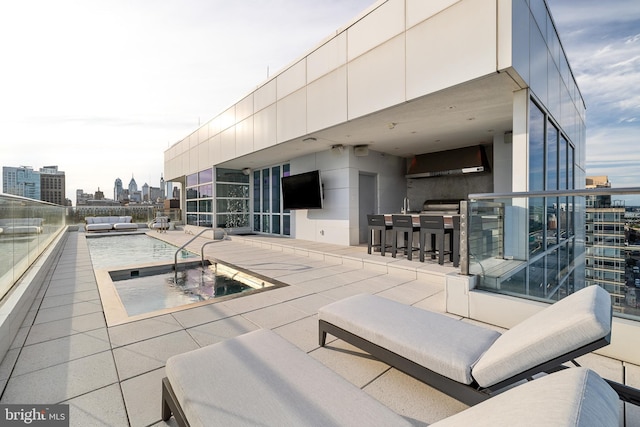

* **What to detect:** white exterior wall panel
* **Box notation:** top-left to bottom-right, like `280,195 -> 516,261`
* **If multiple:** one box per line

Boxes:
235,117 -> 254,157
347,0 -> 404,61
253,105 -> 277,151
254,80 -> 276,112
347,35 -> 406,120
406,0 -> 460,28
307,67 -> 348,134
307,32 -> 347,83
276,88 -> 307,144
277,60 -> 307,100
406,0 -> 496,99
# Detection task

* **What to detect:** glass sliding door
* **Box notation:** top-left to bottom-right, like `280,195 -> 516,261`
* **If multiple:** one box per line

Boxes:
253,164 -> 290,236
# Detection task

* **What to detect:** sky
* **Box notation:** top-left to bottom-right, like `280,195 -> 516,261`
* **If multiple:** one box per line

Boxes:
1,0 -> 638,204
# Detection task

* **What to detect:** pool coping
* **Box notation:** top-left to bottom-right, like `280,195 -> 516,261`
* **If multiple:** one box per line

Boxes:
95,258 -> 288,327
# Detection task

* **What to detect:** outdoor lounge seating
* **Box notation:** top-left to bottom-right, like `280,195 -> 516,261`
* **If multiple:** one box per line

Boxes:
318,285 -> 613,405
85,216 -> 138,232
0,218 -> 44,235
161,328 -> 620,426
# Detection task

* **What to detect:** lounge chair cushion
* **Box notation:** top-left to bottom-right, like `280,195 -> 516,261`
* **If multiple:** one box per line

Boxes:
165,329 -> 413,427
318,294 -> 501,384
432,367 -> 619,427
472,285 -> 612,387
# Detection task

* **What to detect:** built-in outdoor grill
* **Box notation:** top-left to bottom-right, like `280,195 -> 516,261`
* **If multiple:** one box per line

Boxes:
420,199 -> 461,215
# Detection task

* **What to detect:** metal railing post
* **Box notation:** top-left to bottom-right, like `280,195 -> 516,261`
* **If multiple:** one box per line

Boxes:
459,200 -> 470,275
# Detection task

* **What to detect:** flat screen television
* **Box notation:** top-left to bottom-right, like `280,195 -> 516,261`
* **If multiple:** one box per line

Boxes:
281,170 -> 323,210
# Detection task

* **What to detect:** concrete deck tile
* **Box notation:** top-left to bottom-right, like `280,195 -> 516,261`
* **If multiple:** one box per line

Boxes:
120,368 -> 166,427
13,328 -> 111,376
186,314 -> 260,347
25,311 -> 106,345
240,301 -> 309,329
169,301 -> 238,329
33,300 -> 104,325
274,315 -> 321,353
112,330 -> 199,380
219,290 -> 282,314
0,350 -> 118,404
625,363 -> 640,426
44,282 -> 99,298
412,290 -> 447,314
108,315 -> 184,348
63,384 -> 129,427
39,289 -> 101,309
364,367 -> 468,426
9,326 -> 29,350
265,283 -> 315,303
376,280 -> 442,306
284,293 -> 335,315
0,348 -> 20,381
310,339 -> 390,388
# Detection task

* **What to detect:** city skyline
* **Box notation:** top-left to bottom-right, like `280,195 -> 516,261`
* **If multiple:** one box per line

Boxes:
1,0 -> 638,203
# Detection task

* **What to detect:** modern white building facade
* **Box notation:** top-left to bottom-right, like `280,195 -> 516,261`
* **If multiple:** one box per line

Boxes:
164,0 -> 585,252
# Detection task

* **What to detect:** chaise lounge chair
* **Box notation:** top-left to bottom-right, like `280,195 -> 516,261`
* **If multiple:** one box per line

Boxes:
161,328 -> 620,426
318,285 -> 615,405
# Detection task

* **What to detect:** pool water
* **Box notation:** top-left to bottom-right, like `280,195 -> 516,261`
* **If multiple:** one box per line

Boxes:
111,262 -> 256,316
86,234 -> 196,269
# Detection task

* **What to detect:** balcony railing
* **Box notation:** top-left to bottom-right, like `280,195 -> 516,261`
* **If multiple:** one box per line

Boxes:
0,194 -> 66,301
463,187 -> 640,321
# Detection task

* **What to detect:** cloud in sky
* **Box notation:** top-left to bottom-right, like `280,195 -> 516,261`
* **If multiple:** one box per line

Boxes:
0,0 -> 375,201
547,0 -> 640,190
1,0 -> 638,203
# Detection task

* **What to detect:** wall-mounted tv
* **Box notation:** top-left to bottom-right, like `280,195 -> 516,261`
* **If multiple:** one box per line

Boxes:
281,170 -> 323,210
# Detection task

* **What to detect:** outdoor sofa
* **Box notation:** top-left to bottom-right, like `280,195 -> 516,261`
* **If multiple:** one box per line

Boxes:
0,218 -> 44,235
161,328 -> 619,426
85,216 -> 138,232
319,285 -> 614,405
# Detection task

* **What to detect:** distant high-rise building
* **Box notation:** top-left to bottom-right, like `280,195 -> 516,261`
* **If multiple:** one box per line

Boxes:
94,188 -> 105,200
114,178 -> 123,201
2,166 -> 41,200
160,175 -> 165,199
128,175 -> 138,194
76,189 -> 95,205
142,183 -> 149,202
39,165 -> 65,205
585,176 -> 626,312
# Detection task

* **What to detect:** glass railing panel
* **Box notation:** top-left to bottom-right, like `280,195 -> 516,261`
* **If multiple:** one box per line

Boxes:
464,187 -> 640,321
0,194 -> 66,302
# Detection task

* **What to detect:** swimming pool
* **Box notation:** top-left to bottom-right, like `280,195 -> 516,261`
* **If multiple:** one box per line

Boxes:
86,234 -> 196,269
87,233 -> 286,325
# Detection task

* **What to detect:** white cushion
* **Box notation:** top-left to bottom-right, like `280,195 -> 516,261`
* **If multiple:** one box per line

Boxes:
166,329 -> 413,427
432,368 -> 619,427
113,223 -> 137,230
472,285 -> 611,387
86,223 -> 113,231
319,294 -> 500,384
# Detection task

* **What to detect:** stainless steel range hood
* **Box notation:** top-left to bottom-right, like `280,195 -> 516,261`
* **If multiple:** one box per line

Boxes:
406,145 -> 490,178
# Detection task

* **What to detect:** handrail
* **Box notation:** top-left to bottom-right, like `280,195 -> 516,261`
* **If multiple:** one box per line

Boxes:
469,186 -> 640,200
201,228 -> 228,268
174,228 -> 210,281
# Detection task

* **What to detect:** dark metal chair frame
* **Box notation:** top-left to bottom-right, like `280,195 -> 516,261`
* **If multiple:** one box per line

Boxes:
418,215 -> 451,264
366,214 -> 392,256
391,215 -> 420,260
319,319 -> 614,406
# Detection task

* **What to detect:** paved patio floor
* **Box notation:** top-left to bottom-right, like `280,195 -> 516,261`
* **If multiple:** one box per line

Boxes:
0,229 -> 638,426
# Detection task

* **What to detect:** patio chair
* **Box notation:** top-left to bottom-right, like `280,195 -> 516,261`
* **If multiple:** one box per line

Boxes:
318,285 -> 615,405
161,328 -> 619,426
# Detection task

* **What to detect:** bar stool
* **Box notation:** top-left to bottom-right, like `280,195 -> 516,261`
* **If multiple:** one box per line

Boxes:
451,215 -> 460,267
391,215 -> 420,260
367,214 -> 392,256
419,215 -> 450,264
